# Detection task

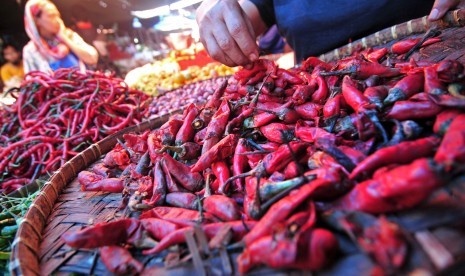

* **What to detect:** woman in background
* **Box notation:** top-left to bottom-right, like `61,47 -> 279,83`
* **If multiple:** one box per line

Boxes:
1,43 -> 24,91
23,0 -> 98,73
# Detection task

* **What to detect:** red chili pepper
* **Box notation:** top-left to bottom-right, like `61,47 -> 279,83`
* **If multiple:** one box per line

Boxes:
283,161 -> 300,179
434,114 -> 465,169
294,102 -> 321,120
301,56 -> 332,72
311,75 -> 329,104
243,176 -> 261,219
203,194 -> 240,221
236,84 -> 255,96
100,246 -> 143,275
424,66 -> 446,95
350,136 -> 440,180
295,121 -> 336,144
143,220 -> 256,255
386,99 -> 442,120
202,100 -> 231,154
433,109 -> 462,135
308,151 -> 340,171
436,59 -> 464,82
139,206 -> 219,225
428,93 -> 465,108
323,94 -> 342,119
205,79 -> 228,111
337,146 -> 366,166
332,60 -> 401,78
157,142 -> 201,161
245,71 -> 266,85
355,216 -> 407,269
234,59 -> 277,84
292,85 -> 314,104
102,144 -> 130,168
191,134 -> 238,172
243,111 -> 277,128
335,158 -> 443,214
62,219 -> 140,249
212,161 -> 231,194
158,116 -> 184,146
384,72 -> 424,105
194,127 -> 208,145
226,107 -> 254,134
165,192 -> 199,210
342,75 -> 374,112
277,68 -> 304,84
260,122 -> 295,143
238,230 -> 298,273
263,141 -> 308,175
391,38 -> 421,55
254,101 -> 300,124
243,174 -> 337,247
123,132 -> 149,153
162,153 -> 203,192
140,218 -> 180,241
366,47 -> 388,63
175,104 -> 199,146
229,138 -> 250,193
144,161 -> 166,206
161,158 -> 187,193
82,178 -> 124,193
78,171 -> 124,193
260,93 -> 286,104
239,206 -> 338,273
363,85 -> 389,109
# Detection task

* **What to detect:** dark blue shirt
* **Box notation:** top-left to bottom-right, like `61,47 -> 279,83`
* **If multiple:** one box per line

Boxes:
250,0 -> 434,62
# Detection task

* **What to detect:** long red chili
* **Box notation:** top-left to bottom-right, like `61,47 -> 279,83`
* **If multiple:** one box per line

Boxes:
334,158 -> 444,214
100,246 -> 143,275
143,221 -> 256,255
384,72 -> 424,105
434,114 -> 465,169
202,100 -> 231,154
62,219 -> 140,249
386,100 -> 442,120
342,75 -> 373,113
191,134 -> 238,173
349,136 -> 440,180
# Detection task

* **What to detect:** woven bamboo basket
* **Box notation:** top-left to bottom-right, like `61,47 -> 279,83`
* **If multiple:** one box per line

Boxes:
9,9 -> 465,276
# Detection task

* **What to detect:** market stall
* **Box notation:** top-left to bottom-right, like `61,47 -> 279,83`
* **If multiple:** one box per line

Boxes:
4,9 -> 465,276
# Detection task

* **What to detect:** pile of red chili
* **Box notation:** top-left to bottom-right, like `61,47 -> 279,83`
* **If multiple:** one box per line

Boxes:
0,68 -> 150,194
62,37 -> 465,275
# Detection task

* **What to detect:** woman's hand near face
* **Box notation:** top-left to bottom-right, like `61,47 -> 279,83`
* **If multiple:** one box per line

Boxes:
196,0 -> 261,67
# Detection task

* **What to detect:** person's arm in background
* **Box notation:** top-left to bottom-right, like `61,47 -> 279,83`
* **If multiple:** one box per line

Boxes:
57,19 -> 98,66
196,0 -> 269,67
428,0 -> 465,20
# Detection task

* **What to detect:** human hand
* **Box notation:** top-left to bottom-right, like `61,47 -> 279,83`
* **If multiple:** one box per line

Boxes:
428,0 -> 465,20
56,18 -> 67,38
196,0 -> 259,67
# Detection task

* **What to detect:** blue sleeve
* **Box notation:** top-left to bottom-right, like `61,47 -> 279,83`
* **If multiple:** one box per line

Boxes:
249,0 -> 276,28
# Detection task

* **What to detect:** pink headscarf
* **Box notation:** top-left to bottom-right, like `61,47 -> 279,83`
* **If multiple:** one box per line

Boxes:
24,0 -> 69,61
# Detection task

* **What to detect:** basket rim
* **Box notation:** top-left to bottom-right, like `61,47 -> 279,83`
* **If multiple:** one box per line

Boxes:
319,8 -> 465,62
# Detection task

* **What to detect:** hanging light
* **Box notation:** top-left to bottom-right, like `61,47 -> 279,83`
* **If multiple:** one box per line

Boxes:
131,0 -> 203,19
131,5 -> 170,19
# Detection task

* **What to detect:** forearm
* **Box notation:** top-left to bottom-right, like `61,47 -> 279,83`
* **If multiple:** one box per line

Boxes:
60,33 -> 99,65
